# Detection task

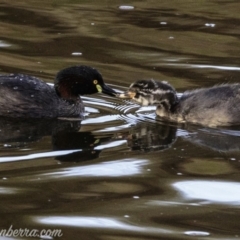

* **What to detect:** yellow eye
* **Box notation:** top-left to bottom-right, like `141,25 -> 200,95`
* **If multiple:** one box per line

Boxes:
93,80 -> 98,85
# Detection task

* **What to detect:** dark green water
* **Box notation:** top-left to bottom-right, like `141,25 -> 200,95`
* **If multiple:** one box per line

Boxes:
0,1 -> 240,239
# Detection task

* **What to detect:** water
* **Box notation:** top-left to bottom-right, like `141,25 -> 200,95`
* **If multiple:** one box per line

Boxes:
1,1 -> 240,239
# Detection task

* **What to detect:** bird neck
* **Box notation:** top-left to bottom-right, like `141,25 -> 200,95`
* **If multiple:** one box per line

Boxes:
152,90 -> 178,111
55,82 -> 79,102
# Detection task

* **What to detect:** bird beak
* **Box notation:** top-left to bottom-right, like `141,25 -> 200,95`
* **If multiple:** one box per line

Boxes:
117,91 -> 136,99
101,84 -> 117,97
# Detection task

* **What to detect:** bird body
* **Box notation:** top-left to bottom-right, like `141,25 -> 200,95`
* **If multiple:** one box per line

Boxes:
0,74 -> 75,118
118,79 -> 240,127
0,66 -> 116,118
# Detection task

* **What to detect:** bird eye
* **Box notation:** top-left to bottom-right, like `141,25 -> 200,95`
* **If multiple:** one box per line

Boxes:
93,80 -> 98,85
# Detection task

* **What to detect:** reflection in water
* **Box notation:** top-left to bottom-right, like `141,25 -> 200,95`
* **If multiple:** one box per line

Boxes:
2,107 -> 240,165
0,116 -> 130,164
183,126 -> 240,152
119,120 -> 240,155
126,122 -> 177,152
125,120 -> 240,154
0,117 -> 81,144
173,180 -> 240,204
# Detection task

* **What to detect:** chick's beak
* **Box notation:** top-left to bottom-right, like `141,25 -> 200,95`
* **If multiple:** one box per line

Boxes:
117,91 -> 136,99
101,84 -> 117,96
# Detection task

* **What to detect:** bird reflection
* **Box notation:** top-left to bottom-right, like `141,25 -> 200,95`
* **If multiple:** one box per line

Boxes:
1,115 -> 240,164
124,122 -> 177,152
0,117 -> 104,163
121,121 -> 240,155
183,125 -> 240,153
52,131 -> 104,162
0,117 -> 80,144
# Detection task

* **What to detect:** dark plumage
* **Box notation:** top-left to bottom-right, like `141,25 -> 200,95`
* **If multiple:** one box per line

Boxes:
0,65 -> 116,118
118,79 -> 240,127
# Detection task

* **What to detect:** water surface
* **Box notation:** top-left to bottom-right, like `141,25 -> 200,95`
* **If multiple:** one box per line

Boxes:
1,1 -> 240,239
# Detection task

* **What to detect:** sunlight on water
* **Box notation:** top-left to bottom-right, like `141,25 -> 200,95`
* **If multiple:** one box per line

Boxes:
136,106 -> 156,113
37,216 -> 138,229
84,100 -> 117,109
176,129 -> 189,137
160,63 -> 240,71
94,140 -> 127,149
94,125 -> 132,133
36,159 -> 149,179
147,200 -> 200,207
0,40 -> 11,48
0,140 -> 127,163
0,187 -> 20,194
34,216 -> 175,235
0,237 -> 18,240
119,6 -> 134,10
116,104 -> 140,114
173,180 -> 240,204
204,128 -> 240,137
84,106 -> 99,113
82,115 -> 120,124
184,231 -> 210,237
0,150 -> 81,163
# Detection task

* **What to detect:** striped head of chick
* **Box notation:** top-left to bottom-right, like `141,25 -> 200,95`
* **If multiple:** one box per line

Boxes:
118,79 -> 178,109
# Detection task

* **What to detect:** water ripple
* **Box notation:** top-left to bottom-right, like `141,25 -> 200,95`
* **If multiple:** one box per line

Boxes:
82,90 -> 158,127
